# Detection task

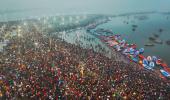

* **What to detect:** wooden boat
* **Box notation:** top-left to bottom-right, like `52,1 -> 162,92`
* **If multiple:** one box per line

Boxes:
166,40 -> 170,45
144,43 -> 154,46
132,25 -> 138,28
153,33 -> 159,38
154,39 -> 163,44
148,36 -> 156,41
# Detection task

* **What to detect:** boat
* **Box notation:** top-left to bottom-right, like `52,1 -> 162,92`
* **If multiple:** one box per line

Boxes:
132,28 -> 136,31
148,36 -> 163,44
154,39 -> 163,44
148,36 -> 156,41
153,33 -> 159,38
166,40 -> 170,45
160,69 -> 170,78
159,28 -> 163,32
98,34 -> 170,80
132,25 -> 138,28
144,43 -> 154,46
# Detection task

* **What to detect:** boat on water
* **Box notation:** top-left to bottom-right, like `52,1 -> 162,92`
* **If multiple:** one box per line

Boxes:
148,36 -> 163,44
149,36 -> 156,41
166,40 -> 170,45
153,33 -> 159,38
159,28 -> 163,32
88,25 -> 170,80
154,39 -> 163,44
144,43 -> 154,46
132,24 -> 138,28
160,69 -> 170,79
132,28 -> 136,31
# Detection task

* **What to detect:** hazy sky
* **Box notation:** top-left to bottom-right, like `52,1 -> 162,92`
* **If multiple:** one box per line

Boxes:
0,0 -> 170,14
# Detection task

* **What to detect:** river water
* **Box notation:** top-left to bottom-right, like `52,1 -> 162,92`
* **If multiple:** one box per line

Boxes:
1,12 -> 170,65
96,13 -> 170,65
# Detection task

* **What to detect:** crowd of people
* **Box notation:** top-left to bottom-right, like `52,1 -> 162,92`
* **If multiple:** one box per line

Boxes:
0,20 -> 170,100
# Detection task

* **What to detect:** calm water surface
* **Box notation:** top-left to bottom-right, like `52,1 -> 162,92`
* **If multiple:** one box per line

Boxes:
96,13 -> 170,65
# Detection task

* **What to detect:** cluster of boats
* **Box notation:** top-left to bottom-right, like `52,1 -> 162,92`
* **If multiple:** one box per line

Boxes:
85,18 -> 170,80
145,33 -> 163,47
132,24 -> 138,31
100,35 -> 170,80
144,28 -> 170,47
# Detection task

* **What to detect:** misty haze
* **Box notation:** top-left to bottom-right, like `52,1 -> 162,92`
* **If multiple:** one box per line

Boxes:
0,0 -> 170,99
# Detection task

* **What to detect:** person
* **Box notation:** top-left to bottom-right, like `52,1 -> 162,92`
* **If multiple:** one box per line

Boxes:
0,17 -> 170,100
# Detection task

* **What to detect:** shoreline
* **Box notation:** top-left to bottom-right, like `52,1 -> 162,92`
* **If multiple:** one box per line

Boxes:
86,21 -> 170,81
0,14 -> 170,99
